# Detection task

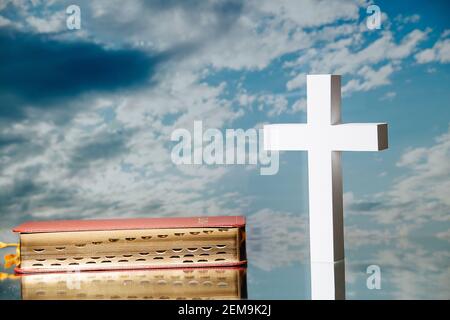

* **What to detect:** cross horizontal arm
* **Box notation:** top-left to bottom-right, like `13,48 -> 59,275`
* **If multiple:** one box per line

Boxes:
264,123 -> 388,152
330,123 -> 388,151
263,124 -> 309,151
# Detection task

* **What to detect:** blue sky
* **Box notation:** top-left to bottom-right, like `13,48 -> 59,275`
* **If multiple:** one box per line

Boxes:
0,0 -> 449,298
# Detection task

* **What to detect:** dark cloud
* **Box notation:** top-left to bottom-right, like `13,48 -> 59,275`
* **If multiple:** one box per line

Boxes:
0,181 -> 113,229
68,130 -> 131,174
0,134 -> 26,148
0,29 -> 162,119
0,179 -> 42,227
347,200 -> 383,212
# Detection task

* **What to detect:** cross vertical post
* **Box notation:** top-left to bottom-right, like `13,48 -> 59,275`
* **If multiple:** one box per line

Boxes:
263,74 -> 388,299
307,75 -> 344,264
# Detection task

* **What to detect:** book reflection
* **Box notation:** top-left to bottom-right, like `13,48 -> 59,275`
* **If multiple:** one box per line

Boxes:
21,267 -> 247,300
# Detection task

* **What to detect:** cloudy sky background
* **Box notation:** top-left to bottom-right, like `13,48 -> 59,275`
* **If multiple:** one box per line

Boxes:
0,0 -> 449,298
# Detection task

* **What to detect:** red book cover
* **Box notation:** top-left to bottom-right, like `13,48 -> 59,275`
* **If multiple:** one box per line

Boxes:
13,216 -> 246,234
13,216 -> 247,273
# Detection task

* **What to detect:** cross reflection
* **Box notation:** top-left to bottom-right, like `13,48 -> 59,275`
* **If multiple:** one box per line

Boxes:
311,260 -> 345,300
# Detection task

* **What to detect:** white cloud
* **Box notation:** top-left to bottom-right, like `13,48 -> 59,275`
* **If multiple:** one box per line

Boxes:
436,229 -> 450,241
342,63 -> 395,94
345,125 -> 450,230
256,94 -> 289,117
236,90 -> 295,117
0,15 -> 12,27
286,73 -> 306,91
238,93 -> 256,107
291,98 -> 307,113
415,32 -> 450,64
396,147 -> 428,167
26,12 -> 64,33
372,246 -> 450,299
247,208 -> 308,271
254,0 -> 362,28
379,91 -> 397,101
286,28 -> 429,96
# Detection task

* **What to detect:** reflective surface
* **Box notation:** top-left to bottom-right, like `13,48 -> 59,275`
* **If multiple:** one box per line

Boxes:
1,218 -> 449,299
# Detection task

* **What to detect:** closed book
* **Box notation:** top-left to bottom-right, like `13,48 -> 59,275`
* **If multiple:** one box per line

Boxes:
13,216 -> 246,273
21,267 -> 247,300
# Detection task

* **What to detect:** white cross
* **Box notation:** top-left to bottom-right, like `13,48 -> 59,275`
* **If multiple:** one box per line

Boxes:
264,74 -> 388,299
